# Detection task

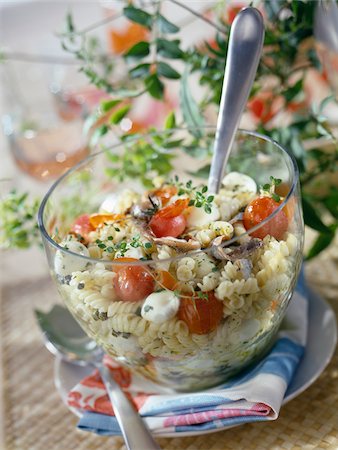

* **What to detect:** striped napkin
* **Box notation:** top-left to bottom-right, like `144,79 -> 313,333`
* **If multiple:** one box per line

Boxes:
67,274 -> 307,436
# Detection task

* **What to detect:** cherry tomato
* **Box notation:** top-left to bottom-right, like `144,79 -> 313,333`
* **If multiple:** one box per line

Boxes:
243,196 -> 288,240
178,292 -> 223,335
71,214 -> 94,241
149,198 -> 188,238
156,270 -> 178,291
149,214 -> 186,238
153,186 -> 177,206
89,213 -> 125,229
113,257 -> 155,302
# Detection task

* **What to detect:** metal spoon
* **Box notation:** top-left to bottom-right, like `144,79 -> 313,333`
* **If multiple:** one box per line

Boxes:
208,7 -> 265,194
35,304 -> 161,450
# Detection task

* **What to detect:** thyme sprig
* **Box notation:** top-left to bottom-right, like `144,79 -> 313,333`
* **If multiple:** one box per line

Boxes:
0,189 -> 40,249
173,177 -> 214,214
95,235 -> 152,257
261,176 -> 282,203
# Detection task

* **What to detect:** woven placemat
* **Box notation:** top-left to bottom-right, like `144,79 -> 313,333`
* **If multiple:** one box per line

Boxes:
1,253 -> 338,450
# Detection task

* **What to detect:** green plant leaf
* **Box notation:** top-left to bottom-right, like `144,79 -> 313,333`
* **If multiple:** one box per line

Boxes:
65,11 -> 75,33
157,61 -> 180,79
162,139 -> 184,149
302,196 -> 331,233
124,41 -> 150,60
145,74 -> 164,99
129,63 -> 151,79
157,14 -> 179,34
283,79 -> 303,102
101,98 -> 121,113
123,6 -> 153,29
90,124 -> 109,146
323,188 -> 338,219
164,111 -> 176,129
156,38 -> 184,59
306,230 -> 336,260
180,68 -> 204,137
110,104 -> 131,124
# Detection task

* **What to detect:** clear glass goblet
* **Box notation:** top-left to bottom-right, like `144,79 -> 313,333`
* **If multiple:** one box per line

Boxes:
38,128 -> 304,391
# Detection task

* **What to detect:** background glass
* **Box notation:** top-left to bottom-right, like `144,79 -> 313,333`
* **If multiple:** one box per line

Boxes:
1,61 -> 90,181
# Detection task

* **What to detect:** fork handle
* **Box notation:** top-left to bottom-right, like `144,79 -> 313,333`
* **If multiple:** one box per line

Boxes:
97,364 -> 161,450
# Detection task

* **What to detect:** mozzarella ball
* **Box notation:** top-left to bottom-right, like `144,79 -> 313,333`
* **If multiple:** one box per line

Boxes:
186,203 -> 220,228
141,290 -> 180,324
54,241 -> 89,276
222,172 -> 257,195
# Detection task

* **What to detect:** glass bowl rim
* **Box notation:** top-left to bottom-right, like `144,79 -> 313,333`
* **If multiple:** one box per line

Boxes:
38,127 -> 300,266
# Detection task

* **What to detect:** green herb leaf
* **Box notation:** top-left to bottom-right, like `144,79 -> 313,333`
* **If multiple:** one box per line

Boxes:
90,124 -> 109,146
65,11 -> 75,34
101,98 -> 121,113
164,111 -> 176,130
283,79 -> 303,102
157,14 -> 180,34
124,41 -> 150,60
145,73 -> 164,99
157,61 -> 180,79
129,63 -> 151,79
109,104 -> 131,124
156,38 -> 184,59
123,6 -> 153,29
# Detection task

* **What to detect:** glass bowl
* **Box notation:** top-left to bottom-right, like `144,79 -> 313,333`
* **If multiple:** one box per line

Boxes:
38,128 -> 304,391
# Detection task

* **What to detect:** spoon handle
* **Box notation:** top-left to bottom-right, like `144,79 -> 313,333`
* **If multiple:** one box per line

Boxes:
98,364 -> 161,450
208,7 -> 264,194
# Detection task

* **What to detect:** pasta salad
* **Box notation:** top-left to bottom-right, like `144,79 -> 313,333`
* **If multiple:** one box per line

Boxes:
55,172 -> 300,390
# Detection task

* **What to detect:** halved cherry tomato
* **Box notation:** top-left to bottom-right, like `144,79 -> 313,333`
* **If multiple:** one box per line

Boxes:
71,214 -> 94,241
178,291 -> 223,335
89,213 -> 125,229
149,198 -> 188,238
243,196 -> 288,240
156,270 -> 178,291
113,257 -> 155,302
149,214 -> 186,238
153,186 -> 177,206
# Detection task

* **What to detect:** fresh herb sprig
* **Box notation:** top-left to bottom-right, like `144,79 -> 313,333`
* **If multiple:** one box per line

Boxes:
95,235 -> 152,257
0,189 -> 40,249
174,177 -> 214,214
261,176 -> 282,203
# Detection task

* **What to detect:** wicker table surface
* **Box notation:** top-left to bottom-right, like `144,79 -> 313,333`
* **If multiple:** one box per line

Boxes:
1,240 -> 338,450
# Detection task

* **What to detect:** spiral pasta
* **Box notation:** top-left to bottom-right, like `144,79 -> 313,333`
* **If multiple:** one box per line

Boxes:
56,173 -> 300,389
